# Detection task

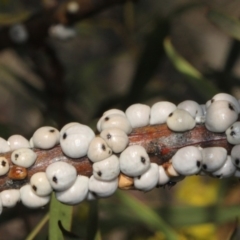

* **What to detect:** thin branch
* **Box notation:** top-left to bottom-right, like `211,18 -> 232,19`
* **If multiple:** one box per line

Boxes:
0,0 -> 132,51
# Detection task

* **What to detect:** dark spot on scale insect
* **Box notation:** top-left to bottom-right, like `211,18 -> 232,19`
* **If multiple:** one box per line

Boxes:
107,133 -> 111,139
15,154 -> 19,160
163,181 -> 177,189
229,103 -> 234,111
52,176 -> 58,183
32,185 -> 37,192
168,112 -> 173,117
63,133 -> 67,140
235,159 -> 240,165
138,175 -> 141,180
91,191 -> 97,197
97,171 -> 102,177
215,174 -> 222,178
230,131 -> 236,136
196,161 -> 201,168
49,129 -> 55,133
211,99 -> 214,103
108,150 -> 111,154
101,144 -> 106,151
104,117 -> 109,121
231,126 -> 234,130
203,164 -> 207,170
1,160 -> 6,167
140,156 -> 146,164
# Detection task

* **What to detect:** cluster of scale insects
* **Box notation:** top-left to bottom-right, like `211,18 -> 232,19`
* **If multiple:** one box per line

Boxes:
0,93 -> 240,213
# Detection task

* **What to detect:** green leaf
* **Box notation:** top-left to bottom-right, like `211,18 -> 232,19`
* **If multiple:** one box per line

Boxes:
117,191 -> 178,240
26,213 -> 49,240
157,205 -> 240,227
87,200 -> 102,240
49,193 -> 73,240
164,37 -> 219,99
57,220 -> 81,240
208,10 -> 240,41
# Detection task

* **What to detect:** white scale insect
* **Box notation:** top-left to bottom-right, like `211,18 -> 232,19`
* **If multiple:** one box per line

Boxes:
1,92 -> 240,212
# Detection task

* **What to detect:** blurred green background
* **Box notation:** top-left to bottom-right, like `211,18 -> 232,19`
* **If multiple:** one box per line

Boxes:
1,0 -> 240,239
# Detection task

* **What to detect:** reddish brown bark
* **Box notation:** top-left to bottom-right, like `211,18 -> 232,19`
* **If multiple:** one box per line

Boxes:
0,123 -> 231,191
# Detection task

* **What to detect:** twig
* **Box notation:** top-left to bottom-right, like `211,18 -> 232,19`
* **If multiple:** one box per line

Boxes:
0,123 -> 230,192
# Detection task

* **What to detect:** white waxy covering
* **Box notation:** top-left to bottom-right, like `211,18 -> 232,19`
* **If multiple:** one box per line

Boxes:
100,128 -> 129,153
60,122 -> 80,136
119,145 -> 150,177
234,170 -> 240,178
30,172 -> 52,196
56,175 -> 89,205
166,109 -> 196,132
177,100 -> 203,119
29,138 -> 34,148
150,101 -> 176,125
103,109 -> 125,117
32,126 -> 60,149
125,104 -> 150,128
158,166 -> 170,185
134,163 -> 159,191
46,161 -> 77,191
201,147 -> 227,172
226,122 -> 240,145
87,191 -> 97,201
87,137 -> 112,162
8,135 -> 30,150
20,184 -> 50,208
230,144 -> 240,168
196,104 -> 207,123
88,175 -> 118,198
100,114 -> 132,134
60,123 -> 95,158
97,109 -> 125,132
212,156 -> 236,178
11,148 -> 37,168
172,146 -> 202,175
0,189 -> 20,207
0,137 -> 10,153
205,100 -> 238,133
206,93 -> 240,113
0,157 -> 9,176
93,155 -> 120,181
9,24 -> 28,44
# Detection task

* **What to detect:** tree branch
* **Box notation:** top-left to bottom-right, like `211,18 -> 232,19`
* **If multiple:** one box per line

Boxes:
0,123 -> 230,192
0,0 -> 132,51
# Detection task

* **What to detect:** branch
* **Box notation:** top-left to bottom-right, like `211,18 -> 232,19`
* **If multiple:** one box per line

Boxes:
0,0 -> 131,50
0,123 -> 230,192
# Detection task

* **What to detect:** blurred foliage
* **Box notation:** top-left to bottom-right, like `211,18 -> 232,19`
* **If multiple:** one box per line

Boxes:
1,0 -> 240,239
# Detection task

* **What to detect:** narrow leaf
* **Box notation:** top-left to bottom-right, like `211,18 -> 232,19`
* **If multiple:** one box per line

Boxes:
86,200 -> 100,240
164,37 -> 219,99
26,213 -> 49,240
49,193 -> 73,240
208,10 -> 240,41
117,191 -> 178,240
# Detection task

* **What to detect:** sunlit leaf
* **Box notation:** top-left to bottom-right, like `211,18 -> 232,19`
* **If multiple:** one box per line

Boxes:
164,37 -> 219,99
